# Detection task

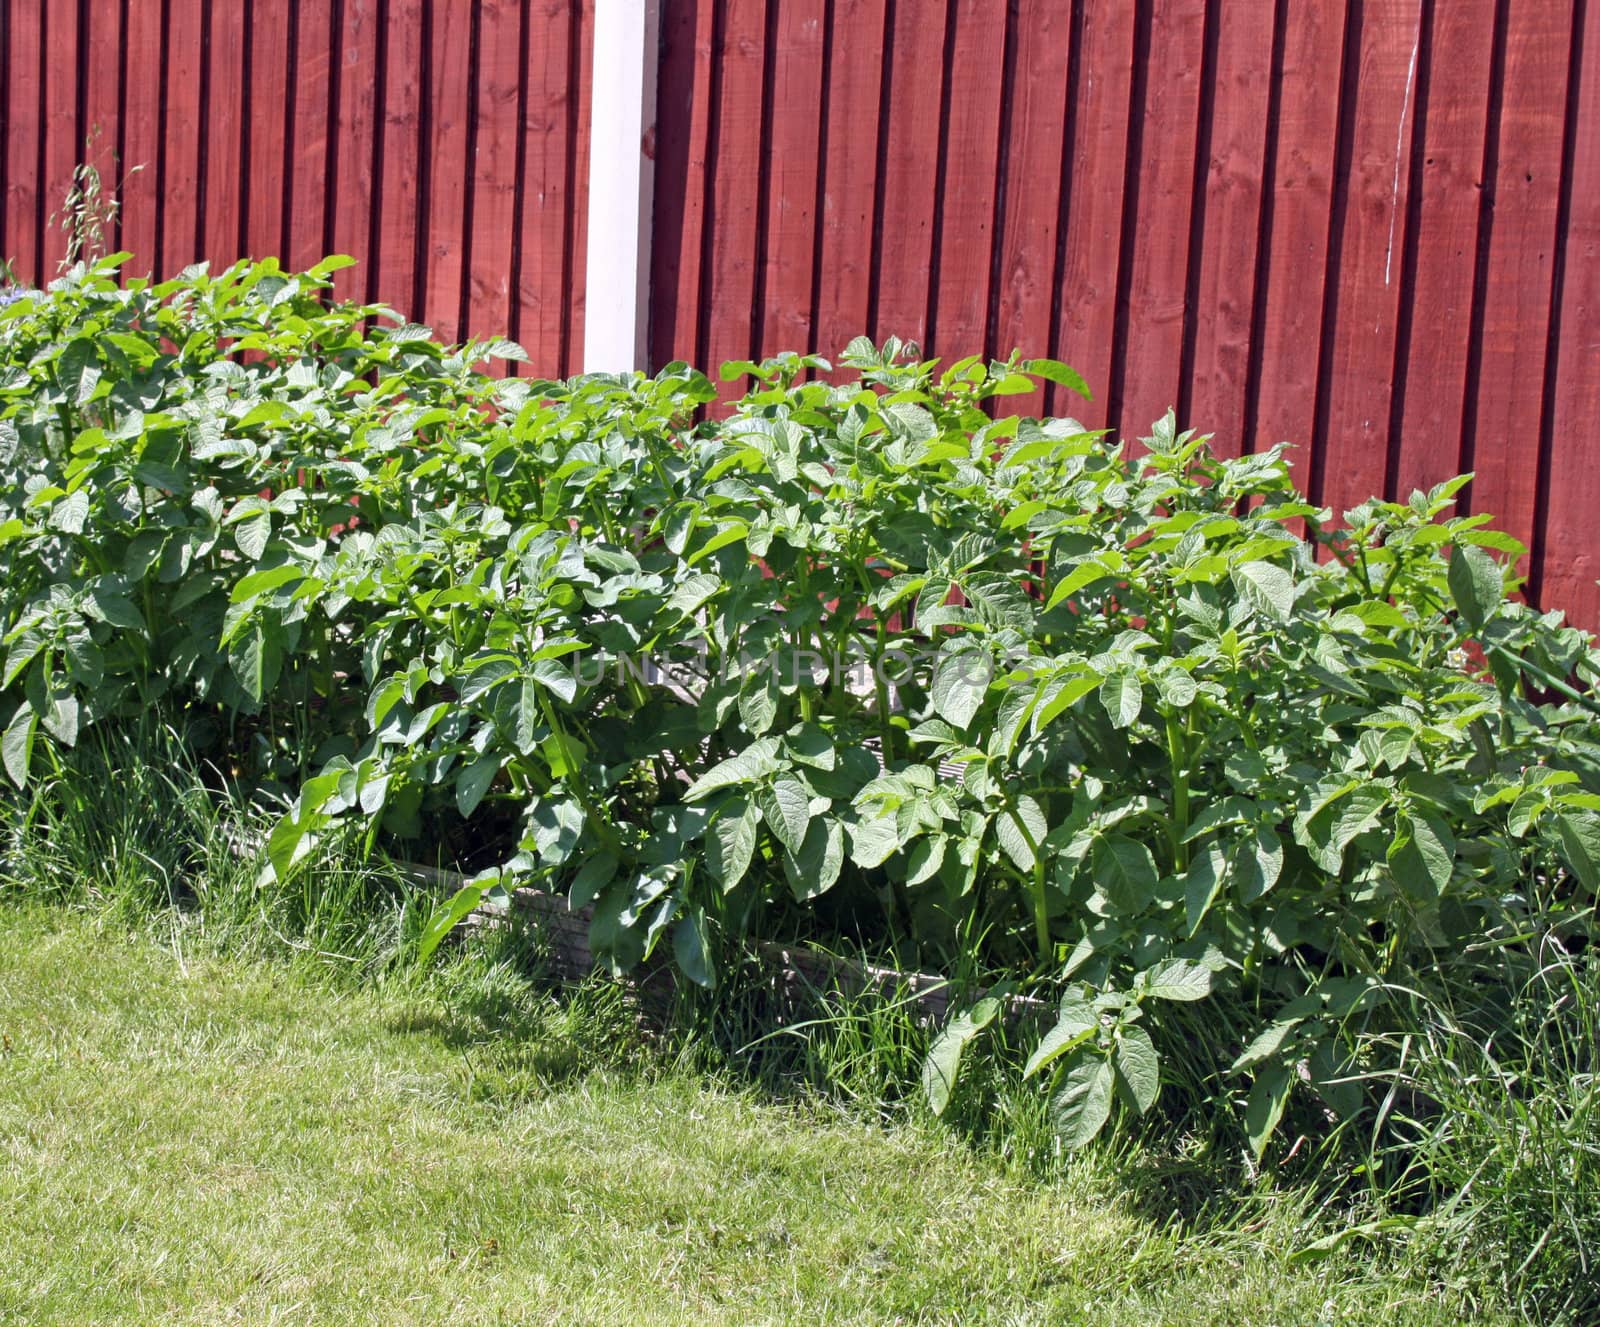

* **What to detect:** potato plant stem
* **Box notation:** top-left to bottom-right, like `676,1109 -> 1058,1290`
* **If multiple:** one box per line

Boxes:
1165,708 -> 1190,873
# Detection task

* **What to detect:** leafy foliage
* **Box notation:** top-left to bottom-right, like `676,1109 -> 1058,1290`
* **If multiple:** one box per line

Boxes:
2,258 -> 1597,1161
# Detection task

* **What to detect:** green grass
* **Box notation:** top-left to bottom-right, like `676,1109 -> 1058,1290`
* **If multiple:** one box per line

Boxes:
0,907 -> 1500,1327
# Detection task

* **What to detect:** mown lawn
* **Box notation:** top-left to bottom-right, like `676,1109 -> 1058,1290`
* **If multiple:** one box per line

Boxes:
0,908 -> 1500,1326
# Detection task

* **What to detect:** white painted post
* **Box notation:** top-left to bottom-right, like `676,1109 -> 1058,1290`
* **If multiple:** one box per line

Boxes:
583,0 -> 661,373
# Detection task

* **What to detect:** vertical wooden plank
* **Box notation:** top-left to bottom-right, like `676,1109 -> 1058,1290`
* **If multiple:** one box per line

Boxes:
1537,5 -> 1600,622
1114,0 -> 1207,446
928,0 -> 1006,359
328,0 -> 379,294
244,0 -> 293,263
39,0 -> 80,276
4,0 -> 43,284
422,0 -> 473,341
1185,2 -> 1274,456
812,0 -> 888,366
869,0 -> 948,351
564,0 -> 595,374
0,0 -> 7,266
991,0 -> 1071,376
375,0 -> 425,317
756,0 -> 826,359
1052,0 -> 1137,430
513,0 -> 577,371
466,0 -> 524,347
699,0 -> 768,393
161,0 -> 203,273
286,4 -> 333,273
83,0 -> 122,193
118,1 -> 161,277
1464,0 -> 1572,563
1390,0 -> 1496,500
1248,1 -> 1347,462
1317,0 -> 1425,520
204,0 -> 246,269
649,0 -> 715,369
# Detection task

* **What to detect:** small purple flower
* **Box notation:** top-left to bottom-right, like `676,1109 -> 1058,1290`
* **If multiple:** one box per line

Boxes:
0,285 -> 35,308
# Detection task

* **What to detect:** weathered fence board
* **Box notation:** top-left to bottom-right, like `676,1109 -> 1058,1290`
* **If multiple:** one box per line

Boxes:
0,0 -> 1596,624
1391,0 -> 1495,503
0,0 -> 591,378
1534,0 -> 1600,615
648,0 -> 1599,626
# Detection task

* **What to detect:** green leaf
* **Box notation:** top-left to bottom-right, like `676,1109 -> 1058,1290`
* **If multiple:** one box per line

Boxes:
1232,826 -> 1283,903
1031,669 -> 1101,730
531,657 -> 578,704
416,878 -> 495,965
1232,1019 -> 1302,1073
784,816 -> 844,901
475,336 -> 528,363
541,728 -> 587,779
759,773 -> 811,856
1154,664 -> 1196,709
1245,1063 -> 1293,1162
905,834 -> 947,885
1023,357 -> 1091,399
1098,670 -> 1142,728
708,798 -> 760,891
40,690 -> 79,746
57,337 -> 102,405
233,510 -> 272,560
847,814 -> 900,869
1347,600 -> 1410,629
931,648 -> 987,730
229,564 -> 304,605
1050,1050 -> 1115,1149
1388,810 -> 1455,900
718,359 -> 764,382
2,706 -> 37,789
1183,844 -> 1226,936
459,656 -> 517,704
667,573 -> 720,618
1295,784 -> 1388,875
570,851 -> 619,909
88,589 -> 146,631
1045,559 -> 1114,610
784,724 -> 837,771
739,670 -> 780,735
1232,561 -> 1295,622
684,739 -> 784,800
1308,1044 -> 1362,1120
1023,1000 -> 1097,1079
996,794 -> 1047,873
1555,812 -> 1600,895
229,624 -> 282,704
922,996 -> 1002,1116
1112,1026 -> 1160,1114
663,504 -> 698,557
1447,542 -> 1502,631
455,752 -> 501,817
50,489 -> 89,534
1092,835 -> 1158,913
309,253 -> 359,277
672,909 -> 716,989
264,806 -> 322,883
1142,957 -> 1214,1002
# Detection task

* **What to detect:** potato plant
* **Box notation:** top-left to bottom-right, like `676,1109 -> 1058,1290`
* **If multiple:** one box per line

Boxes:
2,256 -> 1596,1154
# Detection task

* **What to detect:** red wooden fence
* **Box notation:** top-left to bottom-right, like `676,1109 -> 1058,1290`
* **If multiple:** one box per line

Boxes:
1,1 -> 1597,625
0,0 -> 594,373
651,0 -> 1600,626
